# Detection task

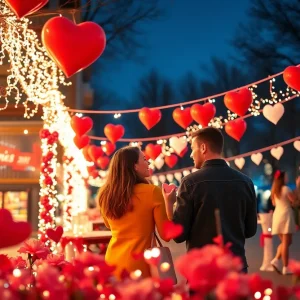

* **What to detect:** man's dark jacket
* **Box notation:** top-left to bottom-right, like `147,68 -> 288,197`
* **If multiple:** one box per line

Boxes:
173,159 -> 257,268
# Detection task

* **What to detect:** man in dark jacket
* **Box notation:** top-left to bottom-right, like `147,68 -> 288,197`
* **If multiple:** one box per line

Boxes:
163,127 -> 257,272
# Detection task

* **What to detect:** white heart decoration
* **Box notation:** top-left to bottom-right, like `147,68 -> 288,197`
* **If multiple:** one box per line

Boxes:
251,153 -> 263,165
154,155 -> 164,170
262,103 -> 284,125
183,170 -> 190,177
158,175 -> 166,183
166,174 -> 174,183
234,158 -> 245,170
270,147 -> 284,160
151,175 -> 158,185
169,136 -> 188,156
174,172 -> 182,181
294,141 -> 300,152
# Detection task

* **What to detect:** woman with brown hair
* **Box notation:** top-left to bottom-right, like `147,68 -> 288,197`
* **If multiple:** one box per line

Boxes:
271,170 -> 296,275
98,146 -> 170,279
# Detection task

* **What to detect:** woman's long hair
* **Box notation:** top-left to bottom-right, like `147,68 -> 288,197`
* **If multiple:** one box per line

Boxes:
98,146 -> 148,219
271,170 -> 286,206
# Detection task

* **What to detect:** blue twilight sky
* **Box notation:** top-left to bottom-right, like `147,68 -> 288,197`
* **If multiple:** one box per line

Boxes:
92,0 -> 251,104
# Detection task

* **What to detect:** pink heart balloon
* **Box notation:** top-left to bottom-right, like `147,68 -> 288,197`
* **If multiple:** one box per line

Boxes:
162,183 -> 177,193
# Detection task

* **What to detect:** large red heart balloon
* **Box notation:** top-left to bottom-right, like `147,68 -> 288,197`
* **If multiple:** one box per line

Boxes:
0,209 -> 32,249
283,66 -> 300,91
172,107 -> 193,129
102,142 -> 116,156
74,135 -> 90,149
82,146 -> 93,162
190,103 -> 216,127
104,124 -> 125,144
42,16 -> 106,77
165,154 -> 178,168
225,119 -> 247,141
138,107 -> 162,130
88,145 -> 103,162
145,144 -> 162,160
224,88 -> 253,117
5,0 -> 49,19
97,156 -> 110,169
163,220 -> 183,240
71,116 -> 93,136
46,226 -> 63,244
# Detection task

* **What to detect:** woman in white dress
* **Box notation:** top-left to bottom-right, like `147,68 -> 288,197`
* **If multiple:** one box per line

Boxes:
271,170 -> 296,275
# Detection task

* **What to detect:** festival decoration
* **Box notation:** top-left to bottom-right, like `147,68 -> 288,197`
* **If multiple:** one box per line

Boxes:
42,16 -> 106,77
190,103 -> 216,127
234,157 -> 245,170
154,155 -> 165,170
102,141 -> 116,156
283,65 -> 300,91
225,119 -> 247,141
145,144 -> 162,160
165,154 -> 178,168
224,88 -> 253,116
96,156 -> 110,170
87,145 -> 103,162
262,103 -> 284,125
104,124 -> 125,144
46,226 -> 63,244
294,141 -> 300,152
71,116 -> 93,136
251,153 -> 263,166
172,107 -> 193,129
138,107 -> 162,130
169,136 -> 188,157
74,135 -> 90,149
162,183 -> 177,193
270,146 -> 284,160
5,0 -> 49,18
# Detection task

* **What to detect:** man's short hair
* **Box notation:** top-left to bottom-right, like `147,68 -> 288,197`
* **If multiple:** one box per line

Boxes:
191,127 -> 224,154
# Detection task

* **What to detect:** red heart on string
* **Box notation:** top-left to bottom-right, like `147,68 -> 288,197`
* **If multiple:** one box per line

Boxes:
5,0 -> 49,19
190,103 -> 216,127
172,107 -> 193,129
163,220 -> 183,240
165,154 -> 178,168
74,135 -> 90,149
138,107 -> 162,130
88,145 -> 103,162
91,170 -> 99,179
46,226 -> 63,244
102,142 -> 116,156
178,146 -> 188,158
71,116 -> 93,136
42,16 -> 106,77
97,156 -> 110,169
225,119 -> 247,141
224,88 -> 253,117
0,209 -> 32,249
283,66 -> 300,91
82,146 -> 93,162
104,124 -> 125,144
145,144 -> 162,160
162,183 -> 177,193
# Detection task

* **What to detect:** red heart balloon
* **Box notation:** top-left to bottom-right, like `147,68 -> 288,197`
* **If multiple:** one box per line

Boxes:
138,107 -> 162,130
82,146 -> 93,162
46,226 -> 63,244
172,107 -> 193,129
88,145 -> 103,162
163,220 -> 183,240
102,142 -> 116,156
145,144 -> 162,160
0,209 -> 32,249
74,135 -> 90,149
97,156 -> 110,169
71,116 -> 93,136
5,0 -> 49,19
42,16 -> 106,77
190,103 -> 216,127
225,119 -> 247,141
165,154 -> 178,168
104,124 -> 125,144
283,66 -> 300,91
224,88 -> 253,117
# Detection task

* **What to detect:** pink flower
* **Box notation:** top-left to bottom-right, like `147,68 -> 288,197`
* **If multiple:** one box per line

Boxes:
9,256 -> 27,269
215,272 -> 250,300
45,253 -> 68,268
290,259 -> 300,277
18,239 -> 50,260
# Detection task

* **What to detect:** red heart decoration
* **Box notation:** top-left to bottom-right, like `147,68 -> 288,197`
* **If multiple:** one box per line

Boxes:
225,119 -> 247,141
71,116 -> 93,136
172,107 -> 193,129
5,0 -> 49,19
224,88 -> 253,117
74,135 -> 90,149
190,103 -> 216,127
88,145 -> 103,162
97,156 -> 110,169
102,142 -> 116,156
82,146 -> 93,162
138,107 -> 162,130
162,183 -> 177,193
42,16 -> 106,77
46,226 -> 63,244
163,220 -> 183,240
104,124 -> 125,144
145,144 -> 162,160
283,66 -> 300,91
0,209 -> 32,249
165,154 -> 178,168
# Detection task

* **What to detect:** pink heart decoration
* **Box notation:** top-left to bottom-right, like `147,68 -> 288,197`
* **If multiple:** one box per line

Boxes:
0,209 -> 32,249
163,220 -> 183,240
169,136 -> 187,156
270,147 -> 284,160
46,226 -> 63,243
262,103 -> 284,125
162,183 -> 177,193
251,153 -> 263,166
